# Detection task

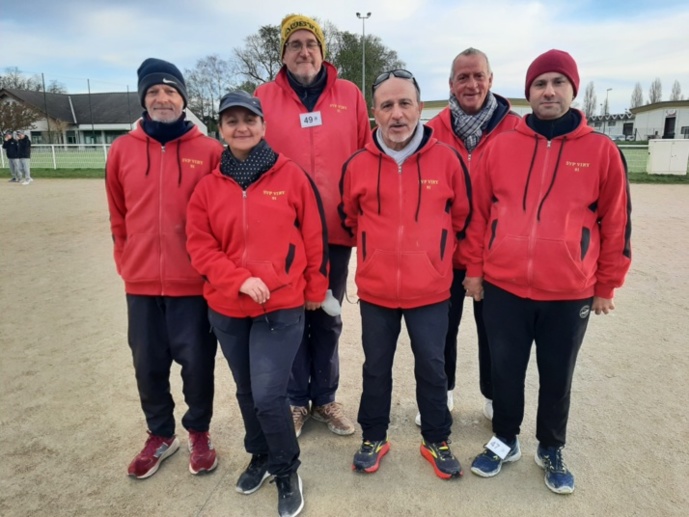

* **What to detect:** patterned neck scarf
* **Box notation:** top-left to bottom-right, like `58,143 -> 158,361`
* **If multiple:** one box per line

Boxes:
219,139 -> 277,190
448,91 -> 498,152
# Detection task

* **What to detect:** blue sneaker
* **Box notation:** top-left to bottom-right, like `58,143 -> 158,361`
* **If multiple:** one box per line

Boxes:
535,445 -> 575,494
470,437 -> 521,477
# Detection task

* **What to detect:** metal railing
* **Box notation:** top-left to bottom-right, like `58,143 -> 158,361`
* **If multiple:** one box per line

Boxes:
1,144 -> 111,169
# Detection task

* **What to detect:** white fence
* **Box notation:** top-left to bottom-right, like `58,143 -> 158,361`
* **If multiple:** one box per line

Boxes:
1,144 -> 111,169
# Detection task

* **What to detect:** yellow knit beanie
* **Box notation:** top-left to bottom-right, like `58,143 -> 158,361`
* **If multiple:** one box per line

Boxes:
280,14 -> 326,58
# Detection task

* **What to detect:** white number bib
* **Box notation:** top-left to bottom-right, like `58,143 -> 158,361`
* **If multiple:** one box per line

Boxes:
299,111 -> 323,128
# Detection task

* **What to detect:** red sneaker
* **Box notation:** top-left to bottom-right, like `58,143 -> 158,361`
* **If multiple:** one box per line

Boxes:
128,432 -> 180,479
188,430 -> 218,475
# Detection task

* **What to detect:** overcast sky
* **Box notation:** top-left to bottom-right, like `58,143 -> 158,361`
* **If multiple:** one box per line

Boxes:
2,0 -> 688,114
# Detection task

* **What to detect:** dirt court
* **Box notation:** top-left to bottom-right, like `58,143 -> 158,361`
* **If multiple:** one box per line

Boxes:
0,179 -> 687,517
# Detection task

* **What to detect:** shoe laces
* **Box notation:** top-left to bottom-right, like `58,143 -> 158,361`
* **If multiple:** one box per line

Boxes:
189,431 -> 211,452
318,401 -> 344,419
542,447 -> 568,473
272,475 -> 294,496
428,441 -> 455,461
292,405 -> 308,423
141,432 -> 169,455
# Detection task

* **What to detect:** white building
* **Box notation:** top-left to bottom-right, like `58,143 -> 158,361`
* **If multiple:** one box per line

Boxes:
630,100 -> 689,140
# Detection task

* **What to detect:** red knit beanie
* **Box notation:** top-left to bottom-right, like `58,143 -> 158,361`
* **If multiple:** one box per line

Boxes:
524,49 -> 579,100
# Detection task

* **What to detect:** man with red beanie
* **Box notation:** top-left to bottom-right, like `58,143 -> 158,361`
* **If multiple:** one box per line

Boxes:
463,49 -> 631,494
106,57 -> 223,479
255,14 -> 371,439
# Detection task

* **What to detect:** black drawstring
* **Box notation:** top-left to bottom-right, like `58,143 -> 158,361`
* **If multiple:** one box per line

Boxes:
144,137 -> 151,177
522,134 -> 539,212
415,154 -> 422,222
376,154 -> 382,214
176,140 -> 182,186
536,138 -> 567,221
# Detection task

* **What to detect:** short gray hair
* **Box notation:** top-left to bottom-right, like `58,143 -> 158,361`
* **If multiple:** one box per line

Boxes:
450,48 -> 492,81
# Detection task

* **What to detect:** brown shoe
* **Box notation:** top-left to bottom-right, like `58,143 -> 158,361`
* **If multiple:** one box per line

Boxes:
291,405 -> 310,438
312,402 -> 355,436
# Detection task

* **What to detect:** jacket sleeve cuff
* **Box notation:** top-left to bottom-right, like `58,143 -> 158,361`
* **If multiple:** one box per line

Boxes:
465,264 -> 483,278
594,284 -> 615,299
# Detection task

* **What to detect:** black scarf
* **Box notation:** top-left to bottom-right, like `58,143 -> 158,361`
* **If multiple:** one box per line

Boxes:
219,140 -> 278,190
141,111 -> 192,144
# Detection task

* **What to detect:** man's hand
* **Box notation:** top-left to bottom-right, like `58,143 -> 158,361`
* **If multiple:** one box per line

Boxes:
592,296 -> 615,315
239,277 -> 270,304
463,276 -> 484,301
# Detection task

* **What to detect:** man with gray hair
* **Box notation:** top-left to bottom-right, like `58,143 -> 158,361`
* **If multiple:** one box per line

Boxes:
425,47 -> 520,426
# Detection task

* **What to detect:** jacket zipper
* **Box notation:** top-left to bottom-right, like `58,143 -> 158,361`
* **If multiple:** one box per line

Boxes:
396,163 -> 404,299
159,144 -> 166,295
526,139 -> 551,286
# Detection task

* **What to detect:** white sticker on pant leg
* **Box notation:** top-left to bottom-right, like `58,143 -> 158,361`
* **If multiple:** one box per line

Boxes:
486,436 -> 512,460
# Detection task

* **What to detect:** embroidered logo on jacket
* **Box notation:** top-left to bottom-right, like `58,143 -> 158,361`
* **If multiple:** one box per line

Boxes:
181,158 -> 204,169
264,190 -> 286,200
565,161 -> 591,172
421,179 -> 439,190
329,103 -> 349,113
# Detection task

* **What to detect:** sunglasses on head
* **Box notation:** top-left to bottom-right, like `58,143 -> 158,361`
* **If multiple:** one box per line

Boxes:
372,69 -> 420,94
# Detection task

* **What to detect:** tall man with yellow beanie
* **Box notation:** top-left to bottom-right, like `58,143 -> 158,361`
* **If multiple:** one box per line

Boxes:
256,14 -> 371,440
462,49 -> 631,494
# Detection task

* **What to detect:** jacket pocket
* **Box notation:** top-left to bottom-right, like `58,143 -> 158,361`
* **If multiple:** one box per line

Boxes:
484,235 -> 529,287
529,239 -> 590,293
120,233 -> 158,282
247,260 -> 289,292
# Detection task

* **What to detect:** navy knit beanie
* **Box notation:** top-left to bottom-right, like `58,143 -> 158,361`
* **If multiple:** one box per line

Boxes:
137,58 -> 188,108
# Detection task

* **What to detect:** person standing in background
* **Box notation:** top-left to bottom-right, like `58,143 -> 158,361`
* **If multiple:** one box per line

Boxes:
16,130 -> 33,185
3,131 -> 20,183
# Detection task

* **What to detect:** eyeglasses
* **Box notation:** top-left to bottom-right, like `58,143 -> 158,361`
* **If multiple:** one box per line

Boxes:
372,69 -> 420,94
285,40 -> 321,53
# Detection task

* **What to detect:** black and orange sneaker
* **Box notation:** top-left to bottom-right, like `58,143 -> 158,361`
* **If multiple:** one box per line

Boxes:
352,438 -> 390,473
420,440 -> 463,479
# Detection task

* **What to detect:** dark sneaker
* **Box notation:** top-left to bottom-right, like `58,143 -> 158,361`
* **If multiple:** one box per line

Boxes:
352,439 -> 390,473
535,445 -> 575,494
127,432 -> 180,479
236,454 -> 271,494
420,440 -> 463,479
470,436 -> 521,477
188,430 -> 218,475
291,405 -> 310,438
311,402 -> 355,435
274,471 -> 304,517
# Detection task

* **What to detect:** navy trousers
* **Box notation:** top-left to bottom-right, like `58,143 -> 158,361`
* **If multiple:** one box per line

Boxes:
482,282 -> 592,447
211,307 -> 304,477
358,300 -> 452,444
126,295 -> 217,437
444,268 -> 492,397
288,245 -> 352,408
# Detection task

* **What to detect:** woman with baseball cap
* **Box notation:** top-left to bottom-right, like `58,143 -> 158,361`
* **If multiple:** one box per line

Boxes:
186,90 -> 330,517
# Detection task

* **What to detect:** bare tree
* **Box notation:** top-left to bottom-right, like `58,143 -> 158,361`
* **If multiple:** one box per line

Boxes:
0,101 -> 41,134
648,77 -> 662,104
630,82 -> 643,108
47,80 -> 67,94
185,55 -> 236,130
670,80 -> 683,101
233,25 -> 283,85
0,67 -> 42,91
582,82 -> 597,119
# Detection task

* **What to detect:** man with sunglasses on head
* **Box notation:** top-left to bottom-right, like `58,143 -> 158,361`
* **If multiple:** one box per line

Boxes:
339,69 -> 472,479
255,14 -> 371,440
422,48 -> 520,427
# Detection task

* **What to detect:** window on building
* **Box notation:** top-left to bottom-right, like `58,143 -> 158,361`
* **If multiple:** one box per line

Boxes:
594,121 -> 602,127
608,120 -> 616,127
681,126 -> 689,139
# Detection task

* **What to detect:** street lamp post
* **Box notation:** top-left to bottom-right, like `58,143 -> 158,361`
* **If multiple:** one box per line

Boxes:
605,88 -> 612,136
356,12 -> 371,95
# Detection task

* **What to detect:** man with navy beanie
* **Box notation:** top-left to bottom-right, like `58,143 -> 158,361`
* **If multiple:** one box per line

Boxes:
106,57 -> 223,479
463,49 -> 631,494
